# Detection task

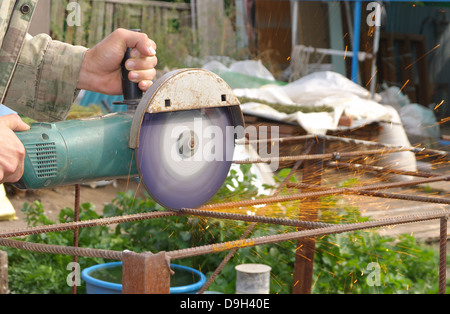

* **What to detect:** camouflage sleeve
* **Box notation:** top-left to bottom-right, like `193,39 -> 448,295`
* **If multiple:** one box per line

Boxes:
3,33 -> 87,122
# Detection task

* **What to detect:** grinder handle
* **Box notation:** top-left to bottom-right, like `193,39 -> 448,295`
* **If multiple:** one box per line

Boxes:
121,29 -> 143,102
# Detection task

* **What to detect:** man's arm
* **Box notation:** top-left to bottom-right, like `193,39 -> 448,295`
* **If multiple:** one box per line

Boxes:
3,29 -> 157,122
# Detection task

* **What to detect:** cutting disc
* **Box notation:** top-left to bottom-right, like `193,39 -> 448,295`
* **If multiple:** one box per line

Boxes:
137,107 -> 235,210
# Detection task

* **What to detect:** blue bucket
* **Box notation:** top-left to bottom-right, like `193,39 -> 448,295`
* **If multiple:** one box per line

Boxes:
81,262 -> 206,294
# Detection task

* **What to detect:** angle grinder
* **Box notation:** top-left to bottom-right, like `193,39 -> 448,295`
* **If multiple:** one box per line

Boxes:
15,46 -> 244,211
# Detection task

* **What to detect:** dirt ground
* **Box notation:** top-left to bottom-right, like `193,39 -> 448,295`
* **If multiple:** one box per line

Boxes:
0,179 -> 147,232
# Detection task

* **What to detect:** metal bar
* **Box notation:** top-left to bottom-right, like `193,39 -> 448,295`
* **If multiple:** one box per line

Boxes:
351,0 -> 362,83
288,179 -> 450,206
180,208 -> 332,230
198,175 -> 450,212
317,134 -> 448,158
439,216 -> 448,294
236,134 -> 317,145
0,211 -> 177,239
0,250 -> 7,294
233,147 -> 413,165
167,210 -> 450,261
0,238 -> 124,260
237,134 -> 448,159
122,251 -> 171,294
72,184 -> 81,295
325,161 -> 440,178
287,175 -> 450,193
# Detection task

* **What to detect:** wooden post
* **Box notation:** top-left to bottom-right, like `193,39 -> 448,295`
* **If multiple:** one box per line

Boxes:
122,251 -> 171,294
292,140 -> 324,294
0,250 -> 8,294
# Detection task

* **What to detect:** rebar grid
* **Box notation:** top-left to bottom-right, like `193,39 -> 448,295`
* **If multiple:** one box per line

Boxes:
0,135 -> 448,294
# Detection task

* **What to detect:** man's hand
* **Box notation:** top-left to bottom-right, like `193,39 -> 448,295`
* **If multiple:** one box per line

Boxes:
0,115 -> 30,184
77,29 -> 158,95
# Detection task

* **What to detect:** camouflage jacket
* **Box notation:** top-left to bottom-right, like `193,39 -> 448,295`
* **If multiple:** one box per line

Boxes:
0,0 -> 87,121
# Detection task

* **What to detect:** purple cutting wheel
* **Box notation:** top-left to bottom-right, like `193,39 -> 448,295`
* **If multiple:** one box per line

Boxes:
137,107 -> 235,210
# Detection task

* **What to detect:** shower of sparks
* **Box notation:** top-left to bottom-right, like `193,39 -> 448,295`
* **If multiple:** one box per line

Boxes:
405,44 -> 440,70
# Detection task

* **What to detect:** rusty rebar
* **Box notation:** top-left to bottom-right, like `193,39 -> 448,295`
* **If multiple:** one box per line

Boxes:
1,210 -> 448,270
325,161 -> 441,178
0,211 -> 177,239
167,209 -> 450,260
72,184 -> 81,295
0,238 -> 124,260
439,216 -> 448,294
233,147 -> 413,165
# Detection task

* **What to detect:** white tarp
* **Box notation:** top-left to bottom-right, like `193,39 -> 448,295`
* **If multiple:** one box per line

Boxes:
208,61 -> 418,177
234,71 -> 399,135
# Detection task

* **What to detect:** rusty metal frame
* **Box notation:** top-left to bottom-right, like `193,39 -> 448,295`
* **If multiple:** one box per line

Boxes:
0,134 -> 449,294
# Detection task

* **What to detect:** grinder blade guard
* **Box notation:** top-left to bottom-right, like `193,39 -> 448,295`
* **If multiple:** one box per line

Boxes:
130,69 -> 244,210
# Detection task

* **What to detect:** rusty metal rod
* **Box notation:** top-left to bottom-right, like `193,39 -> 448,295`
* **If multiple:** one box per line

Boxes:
325,161 -> 441,178
233,147 -> 414,164
236,134 -> 317,145
287,175 -> 450,192
287,176 -> 450,205
0,238 -> 124,260
439,216 -> 448,294
238,133 -> 449,158
317,134 -> 449,158
72,184 -> 81,295
197,175 -> 450,212
167,209 -> 450,261
180,208 -> 332,229
1,210 -> 448,268
0,211 -> 177,239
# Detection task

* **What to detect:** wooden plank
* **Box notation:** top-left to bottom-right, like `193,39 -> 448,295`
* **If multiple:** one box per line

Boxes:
49,0 -> 67,41
88,0 -> 105,47
414,38 -> 431,106
292,141 -> 324,294
0,251 -> 7,294
105,0 -> 190,10
50,0 -> 191,47
122,251 -> 171,294
104,2 -> 115,37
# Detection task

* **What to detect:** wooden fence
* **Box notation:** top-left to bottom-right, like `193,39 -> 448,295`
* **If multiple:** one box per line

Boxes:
50,0 -> 192,48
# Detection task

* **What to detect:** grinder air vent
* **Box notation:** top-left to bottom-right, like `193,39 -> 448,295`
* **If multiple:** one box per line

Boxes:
25,142 -> 58,178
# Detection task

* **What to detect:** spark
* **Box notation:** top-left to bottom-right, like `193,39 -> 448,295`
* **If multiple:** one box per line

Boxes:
398,79 -> 410,94
344,45 -> 348,60
405,44 -> 440,70
434,100 -> 445,111
366,70 -> 378,87
438,117 -> 450,125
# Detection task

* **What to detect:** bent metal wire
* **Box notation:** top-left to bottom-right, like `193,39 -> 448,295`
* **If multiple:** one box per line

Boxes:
0,134 -> 449,294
